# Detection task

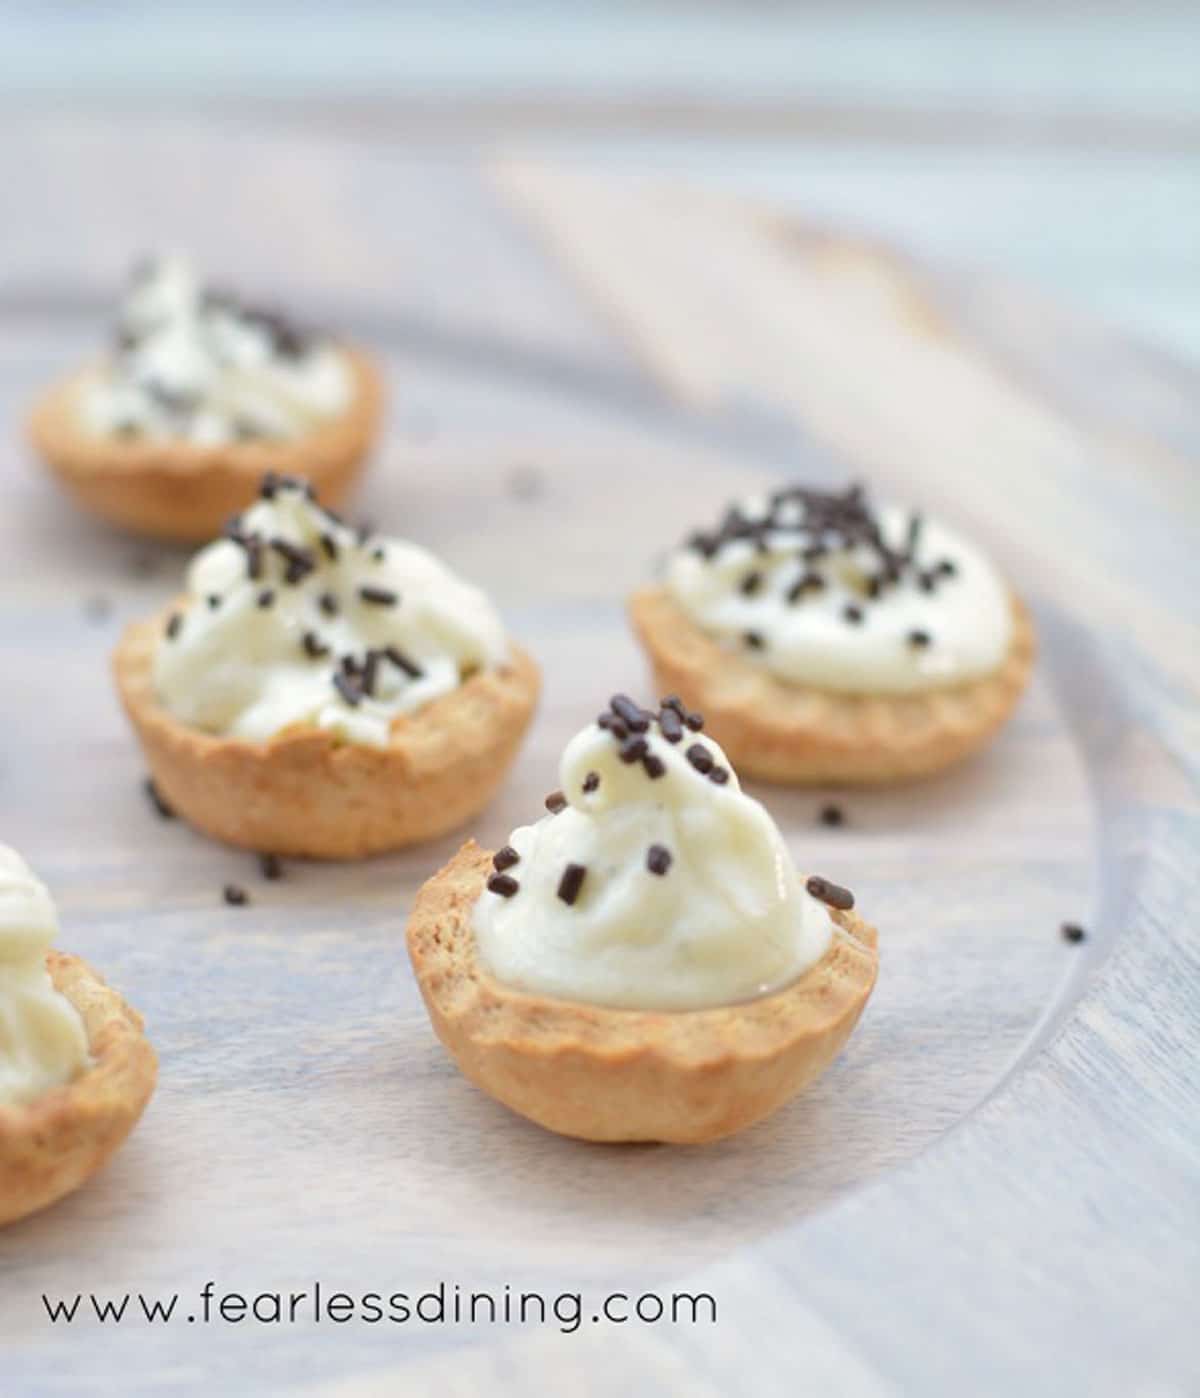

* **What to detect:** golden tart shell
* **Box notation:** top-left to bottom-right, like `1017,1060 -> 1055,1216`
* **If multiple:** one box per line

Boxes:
0,952 -> 157,1228
113,610 -> 540,859
407,841 -> 878,1144
27,347 -> 384,542
629,585 -> 1035,785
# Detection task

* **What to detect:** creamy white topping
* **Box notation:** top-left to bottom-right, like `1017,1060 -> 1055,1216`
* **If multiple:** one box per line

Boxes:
665,484 -> 1013,695
472,700 -> 835,1011
78,255 -> 353,445
154,477 -> 510,747
0,846 -> 89,1107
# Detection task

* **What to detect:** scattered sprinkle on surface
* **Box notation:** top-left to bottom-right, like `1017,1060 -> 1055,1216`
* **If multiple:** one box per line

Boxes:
144,777 -> 174,819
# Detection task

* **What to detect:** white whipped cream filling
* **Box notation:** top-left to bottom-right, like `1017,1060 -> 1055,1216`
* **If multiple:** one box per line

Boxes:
154,479 -> 511,747
0,846 -> 90,1107
473,705 -> 834,1011
665,486 -> 1013,695
78,255 -> 353,445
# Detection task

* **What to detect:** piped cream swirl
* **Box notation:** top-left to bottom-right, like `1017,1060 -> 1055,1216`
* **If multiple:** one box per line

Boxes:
78,255 -> 353,445
665,484 -> 1013,694
153,477 -> 510,747
472,700 -> 834,1011
0,846 -> 89,1107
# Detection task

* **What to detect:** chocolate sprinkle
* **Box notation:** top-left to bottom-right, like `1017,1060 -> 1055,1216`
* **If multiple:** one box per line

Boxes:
1061,921 -> 1087,944
544,790 -> 567,814
359,585 -> 398,607
684,710 -> 705,732
361,649 -> 380,697
646,844 -> 672,876
806,875 -> 855,911
843,604 -> 864,625
487,873 -> 519,898
383,646 -> 424,679
709,767 -> 730,785
333,670 -> 362,707
597,712 -> 629,739
207,593 -> 221,610
642,753 -> 666,780
787,572 -> 824,604
257,589 -> 275,609
269,537 -> 316,585
658,706 -> 684,744
557,863 -> 587,906
908,629 -> 932,649
302,631 -> 330,659
740,570 -> 764,597
686,743 -> 714,775
582,771 -> 600,793
223,884 -> 249,907
610,695 -> 651,732
259,853 -> 283,881
905,512 -> 924,559
619,735 -> 649,764
318,592 -> 339,617
744,630 -> 766,650
819,803 -> 845,828
493,845 -> 521,872
165,612 -> 183,640
661,695 -> 686,718
319,532 -> 339,562
144,777 -> 174,820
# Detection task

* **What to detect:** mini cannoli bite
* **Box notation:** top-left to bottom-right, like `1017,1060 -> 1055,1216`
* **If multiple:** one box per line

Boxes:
0,846 -> 156,1228
407,696 -> 878,1144
630,483 -> 1034,784
28,255 -> 383,540
113,474 -> 539,858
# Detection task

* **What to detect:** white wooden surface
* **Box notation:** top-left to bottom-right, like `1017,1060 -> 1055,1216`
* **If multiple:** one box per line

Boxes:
0,123 -> 1197,1397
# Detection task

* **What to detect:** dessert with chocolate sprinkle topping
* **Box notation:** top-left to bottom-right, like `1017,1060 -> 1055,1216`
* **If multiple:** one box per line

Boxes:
406,697 -> 878,1144
630,481 -> 1034,784
112,474 -> 539,857
27,254 -> 383,541
0,844 -> 158,1228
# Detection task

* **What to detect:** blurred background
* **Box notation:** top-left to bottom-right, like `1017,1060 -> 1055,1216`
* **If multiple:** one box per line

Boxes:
3,0 -> 1198,362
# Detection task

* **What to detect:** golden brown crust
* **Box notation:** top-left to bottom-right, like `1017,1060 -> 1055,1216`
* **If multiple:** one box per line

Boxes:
407,842 -> 878,1144
629,586 -> 1035,784
0,952 -> 157,1228
27,347 -> 384,542
112,611 -> 541,859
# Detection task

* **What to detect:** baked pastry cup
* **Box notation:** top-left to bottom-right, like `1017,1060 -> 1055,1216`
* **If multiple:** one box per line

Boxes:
630,586 -> 1035,785
408,841 -> 878,1145
28,348 -> 383,543
0,952 -> 157,1228
114,608 -> 540,859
